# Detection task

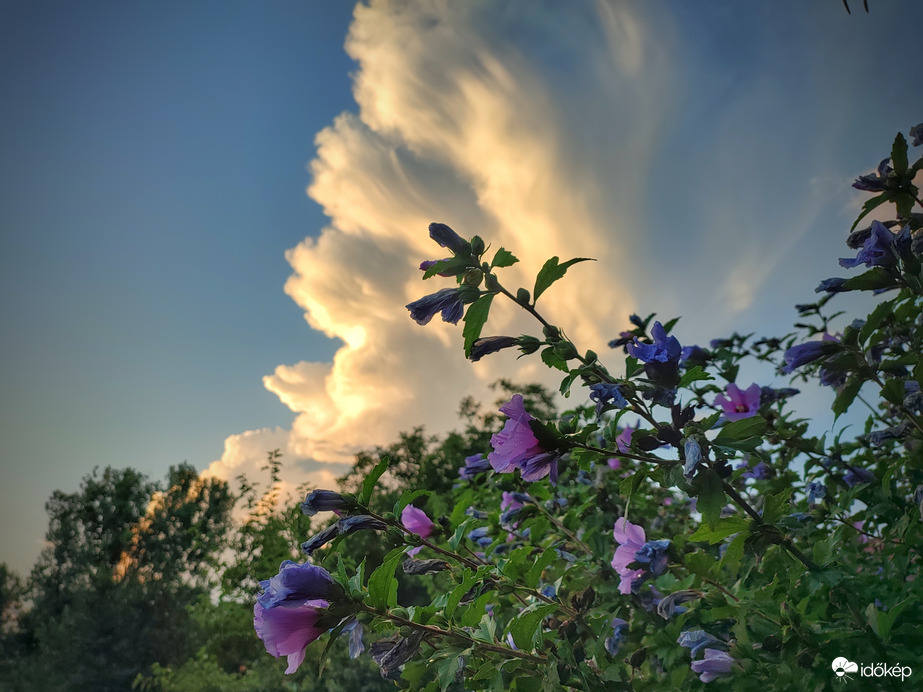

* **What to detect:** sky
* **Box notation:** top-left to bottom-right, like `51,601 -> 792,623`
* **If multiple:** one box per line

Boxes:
1,0 -> 920,577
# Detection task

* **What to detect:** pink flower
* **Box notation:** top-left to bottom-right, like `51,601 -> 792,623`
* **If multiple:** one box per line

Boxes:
611,518 -> 646,594
714,383 -> 761,422
254,599 -> 329,674
608,423 -> 636,469
401,505 -> 434,538
489,395 -> 544,473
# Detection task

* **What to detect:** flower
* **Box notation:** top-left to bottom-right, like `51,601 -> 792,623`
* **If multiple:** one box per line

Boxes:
635,539 -> 671,576
839,221 -> 896,269
401,505 -> 435,539
589,383 -> 629,418
604,618 -> 628,656
428,222 -> 470,255
341,618 -> 365,659
690,648 -> 735,683
683,437 -> 702,479
370,630 -> 425,680
844,466 -> 875,487
609,423 -> 636,469
300,489 -> 353,517
405,287 -> 465,325
258,560 -> 339,609
626,321 -> 681,365
458,453 -> 491,480
911,122 -> 923,147
301,516 -> 387,556
656,589 -> 699,620
611,518 -> 647,595
739,460 -> 769,480
714,383 -> 761,421
781,340 -> 838,374
677,629 -> 722,658
254,561 -> 340,674
469,336 -> 519,362
807,481 -> 826,506
815,277 -> 849,294
488,395 -> 560,483
852,158 -> 892,192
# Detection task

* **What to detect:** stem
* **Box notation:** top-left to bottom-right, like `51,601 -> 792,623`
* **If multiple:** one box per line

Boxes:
369,607 -> 547,664
531,498 -> 594,557
704,578 -> 740,603
367,510 -> 482,570
571,441 -> 669,467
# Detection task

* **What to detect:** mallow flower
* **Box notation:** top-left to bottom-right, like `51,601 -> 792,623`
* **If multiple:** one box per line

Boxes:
428,222 -> 470,255
839,220 -> 896,269
401,504 -> 435,539
611,519 -> 669,594
589,383 -> 629,419
406,287 -> 465,326
300,489 -> 353,517
254,562 -> 340,674
852,158 -> 891,192
604,618 -> 628,656
678,629 -> 722,658
690,648 -> 735,683
489,395 -> 560,483
714,383 -> 761,422
301,516 -> 387,556
609,423 -> 636,470
781,340 -> 838,374
458,453 -> 491,480
626,321 -> 681,365
469,336 -> 519,362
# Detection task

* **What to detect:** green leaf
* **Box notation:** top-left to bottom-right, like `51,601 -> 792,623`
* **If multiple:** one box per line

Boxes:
877,597 -> 914,641
832,377 -> 863,419
880,378 -> 905,405
524,547 -> 557,588
318,618 -> 350,678
720,532 -> 747,574
688,516 -> 750,544
714,416 -> 767,444
463,294 -> 495,358
501,546 -> 535,583
696,469 -> 726,527
812,530 -> 842,566
393,489 -> 431,518
842,267 -> 897,292
892,132 -> 908,175
533,256 -> 593,303
684,551 -> 717,577
679,365 -> 714,387
509,603 -> 557,650
491,247 -> 519,268
541,346 -> 569,373
446,569 -> 479,620
761,488 -> 794,525
360,456 -> 390,506
422,256 -> 470,279
366,547 -> 405,610
850,194 -> 888,231
859,301 -> 893,345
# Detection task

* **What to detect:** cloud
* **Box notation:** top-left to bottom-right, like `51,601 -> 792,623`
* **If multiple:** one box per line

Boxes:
205,0 -> 920,493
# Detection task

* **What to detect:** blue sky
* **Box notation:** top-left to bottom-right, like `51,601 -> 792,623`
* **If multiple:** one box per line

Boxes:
1,1 -> 920,576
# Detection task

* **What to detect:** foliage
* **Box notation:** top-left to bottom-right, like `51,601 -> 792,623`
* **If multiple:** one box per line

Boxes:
249,122 -> 923,690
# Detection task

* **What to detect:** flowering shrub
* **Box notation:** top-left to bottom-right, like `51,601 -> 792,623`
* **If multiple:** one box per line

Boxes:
253,123 -> 923,689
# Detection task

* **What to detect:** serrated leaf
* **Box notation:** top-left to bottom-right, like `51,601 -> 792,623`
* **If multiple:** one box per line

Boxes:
524,547 -> 557,588
714,416 -> 767,444
360,456 -> 390,506
509,603 -> 557,650
688,516 -> 749,544
761,488 -> 794,525
833,377 -> 863,419
696,469 -> 726,527
422,256 -> 470,279
684,551 -> 717,577
533,256 -> 593,303
367,547 -> 405,610
393,489 -> 431,517
720,532 -> 747,575
842,266 -> 897,292
541,346 -> 569,373
463,294 -> 495,358
850,194 -> 888,231
680,365 -> 714,387
892,132 -> 908,175
491,247 -> 519,268
877,597 -> 913,641
446,570 -> 479,620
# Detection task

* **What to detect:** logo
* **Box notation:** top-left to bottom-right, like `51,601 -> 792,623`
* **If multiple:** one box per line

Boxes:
831,657 -> 912,683
832,658 -> 858,681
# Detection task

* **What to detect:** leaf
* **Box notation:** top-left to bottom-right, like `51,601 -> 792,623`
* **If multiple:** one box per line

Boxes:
696,469 -> 726,527
318,618 -> 350,678
422,256 -> 470,279
892,132 -> 908,175
491,247 -> 519,268
446,569 -> 479,620
533,256 -> 593,303
679,366 -> 714,387
832,377 -> 863,419
761,488 -> 794,525
850,194 -> 888,231
877,597 -> 914,641
812,530 -> 842,566
508,603 -> 557,650
720,532 -> 747,575
360,456 -> 390,506
714,417 -> 768,444
688,516 -> 750,544
463,294 -> 495,358
393,489 -> 431,517
366,547 -> 405,610
541,346 -> 569,373
684,551 -> 717,577
524,547 -> 558,588
841,267 -> 897,292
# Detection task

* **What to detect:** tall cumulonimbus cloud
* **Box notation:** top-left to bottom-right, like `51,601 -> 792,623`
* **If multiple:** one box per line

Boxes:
206,1 -> 674,488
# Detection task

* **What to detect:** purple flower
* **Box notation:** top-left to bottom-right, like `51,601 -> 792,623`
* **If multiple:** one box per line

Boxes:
301,516 -> 387,556
839,221 -> 896,269
469,336 -> 519,362
258,561 -> 339,609
467,526 -> 492,547
844,467 -> 875,487
611,518 -> 647,594
681,345 -> 710,365
501,491 -> 529,511
807,481 -> 826,506
401,505 -> 435,539
781,340 -> 838,374
589,383 -> 629,418
683,437 -> 702,479
609,424 -> 636,469
489,395 -> 543,473
852,158 -> 892,192
815,277 -> 849,294
634,539 -> 671,576
911,123 -> 923,147
656,589 -> 698,620
739,460 -> 769,481
254,598 -> 329,674
604,618 -> 628,656
626,321 -> 682,365
714,383 -> 761,421
419,258 -> 456,277
690,648 -> 735,683
458,453 -> 491,480
341,618 -> 365,659
300,489 -> 353,517
406,287 -> 465,326
520,451 -> 559,484
429,222 -> 470,255
678,629 -> 722,658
